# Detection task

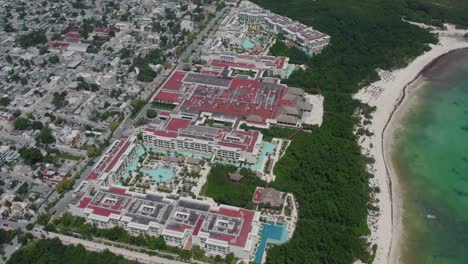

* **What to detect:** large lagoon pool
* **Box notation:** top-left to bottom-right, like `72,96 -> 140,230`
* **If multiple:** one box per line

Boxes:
254,221 -> 288,263
122,145 -> 180,183
242,36 -> 255,49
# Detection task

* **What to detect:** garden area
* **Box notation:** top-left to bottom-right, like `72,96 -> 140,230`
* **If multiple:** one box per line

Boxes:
201,164 -> 265,209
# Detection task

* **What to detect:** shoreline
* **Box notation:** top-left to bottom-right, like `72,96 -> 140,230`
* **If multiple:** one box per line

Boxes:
353,24 -> 468,264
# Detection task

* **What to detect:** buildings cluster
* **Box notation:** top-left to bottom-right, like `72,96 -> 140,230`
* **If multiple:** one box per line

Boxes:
71,186 -> 261,260
237,1 -> 331,54
203,0 -> 330,56
0,0 -> 319,262
154,54 -> 317,127
83,135 -> 137,189
143,116 -> 263,164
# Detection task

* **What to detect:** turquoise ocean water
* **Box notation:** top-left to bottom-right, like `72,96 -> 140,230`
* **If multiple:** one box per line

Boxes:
391,49 -> 468,263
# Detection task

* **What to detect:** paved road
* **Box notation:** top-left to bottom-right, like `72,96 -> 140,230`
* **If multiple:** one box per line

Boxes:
54,144 -> 87,157
178,8 -> 228,64
0,219 -> 27,231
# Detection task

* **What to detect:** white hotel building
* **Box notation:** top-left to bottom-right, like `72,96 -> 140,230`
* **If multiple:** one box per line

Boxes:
84,135 -> 137,187
237,2 -> 331,54
142,118 -> 263,164
70,186 -> 262,261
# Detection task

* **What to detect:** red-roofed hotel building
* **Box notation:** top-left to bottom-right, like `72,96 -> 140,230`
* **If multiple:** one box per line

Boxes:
85,135 -> 137,187
71,186 -> 262,261
142,118 -> 263,164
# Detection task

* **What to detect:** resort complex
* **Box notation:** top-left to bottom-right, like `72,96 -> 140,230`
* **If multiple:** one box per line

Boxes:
239,6 -> 331,54
71,186 -> 262,259
154,60 -> 321,128
0,0 -> 329,263
69,109 -> 297,262
63,1 -> 325,262
206,0 -> 330,56
143,117 -> 263,164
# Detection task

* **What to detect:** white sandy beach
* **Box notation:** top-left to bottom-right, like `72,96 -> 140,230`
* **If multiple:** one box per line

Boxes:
353,24 -> 468,264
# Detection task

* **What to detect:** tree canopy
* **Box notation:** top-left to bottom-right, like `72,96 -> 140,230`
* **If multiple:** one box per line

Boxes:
19,147 -> 43,165
202,164 -> 265,209
249,0 -> 465,263
13,117 -> 30,130
7,238 -> 140,264
16,30 -> 47,48
37,126 -> 55,144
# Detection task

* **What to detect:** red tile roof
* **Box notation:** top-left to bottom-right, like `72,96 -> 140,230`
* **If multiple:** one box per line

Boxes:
161,71 -> 187,91
90,207 -> 119,217
210,59 -> 256,70
192,218 -> 204,236
67,32 -> 81,38
86,171 -> 99,180
165,118 -> 191,131
144,127 -> 178,138
110,187 -> 131,196
104,141 -> 132,173
159,111 -> 170,117
154,90 -> 183,103
85,136 -> 133,181
210,208 -> 256,247
252,187 -> 264,204
78,197 -> 92,208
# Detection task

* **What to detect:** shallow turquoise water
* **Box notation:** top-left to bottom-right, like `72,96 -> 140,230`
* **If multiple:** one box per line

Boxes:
122,142 -> 275,183
123,146 -> 174,182
216,141 -> 276,171
392,50 -> 468,263
254,221 -> 288,263
286,65 -> 296,79
243,36 -> 255,49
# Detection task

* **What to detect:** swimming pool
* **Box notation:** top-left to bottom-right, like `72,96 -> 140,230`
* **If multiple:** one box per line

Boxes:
142,166 -> 174,182
145,145 -> 211,159
286,65 -> 296,79
304,50 -> 315,58
216,141 -> 276,172
254,221 -> 288,263
242,36 -> 255,49
122,146 -> 176,183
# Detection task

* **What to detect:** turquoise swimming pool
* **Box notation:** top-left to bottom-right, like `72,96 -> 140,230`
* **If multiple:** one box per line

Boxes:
242,36 -> 255,49
145,145 -> 211,159
254,221 -> 288,263
122,145 -> 213,183
304,50 -> 315,58
144,166 -> 174,182
122,146 -> 175,183
216,141 -> 276,172
286,65 -> 296,79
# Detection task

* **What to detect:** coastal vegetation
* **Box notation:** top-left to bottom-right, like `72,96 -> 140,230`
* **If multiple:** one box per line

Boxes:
251,0 -> 467,263
38,213 -> 236,264
7,238 -> 139,264
239,123 -> 296,142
